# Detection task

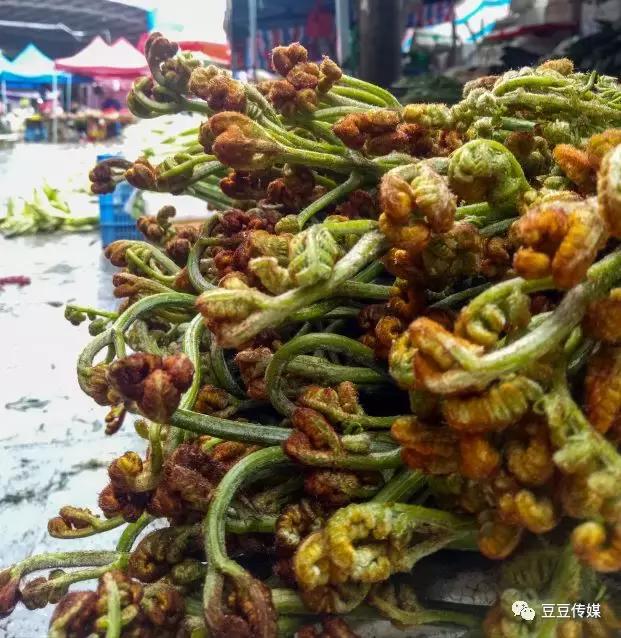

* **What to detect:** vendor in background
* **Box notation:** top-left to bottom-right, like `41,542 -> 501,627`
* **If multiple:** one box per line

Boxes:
89,86 -> 122,140
40,87 -> 64,117
102,96 -> 122,138
101,95 -> 122,112
24,94 -> 49,142
94,85 -> 121,113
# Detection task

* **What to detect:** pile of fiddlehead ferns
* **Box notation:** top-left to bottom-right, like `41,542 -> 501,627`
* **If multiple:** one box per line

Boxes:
3,35 -> 621,637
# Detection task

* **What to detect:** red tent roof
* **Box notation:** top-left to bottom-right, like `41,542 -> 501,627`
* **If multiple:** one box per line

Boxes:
136,32 -> 231,66
179,41 -> 230,66
55,36 -> 148,78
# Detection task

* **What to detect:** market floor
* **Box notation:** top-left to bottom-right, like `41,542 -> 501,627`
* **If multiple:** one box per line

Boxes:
0,231 -> 141,636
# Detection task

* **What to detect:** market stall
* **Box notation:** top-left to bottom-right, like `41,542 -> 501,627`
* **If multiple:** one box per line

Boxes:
55,36 -> 146,140
2,44 -> 74,142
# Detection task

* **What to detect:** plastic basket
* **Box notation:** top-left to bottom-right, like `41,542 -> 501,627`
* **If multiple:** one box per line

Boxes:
97,153 -> 142,247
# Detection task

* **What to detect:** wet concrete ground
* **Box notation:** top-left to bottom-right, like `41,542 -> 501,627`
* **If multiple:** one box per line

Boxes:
0,143 -> 139,637
0,230 -> 142,637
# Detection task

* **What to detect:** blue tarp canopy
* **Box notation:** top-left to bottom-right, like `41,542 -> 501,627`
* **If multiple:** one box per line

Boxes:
0,52 -> 12,74
2,44 -> 73,86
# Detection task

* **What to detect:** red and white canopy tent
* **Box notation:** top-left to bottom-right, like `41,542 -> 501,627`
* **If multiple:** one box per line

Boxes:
55,36 -> 149,111
55,35 -> 148,77
161,39 -> 230,67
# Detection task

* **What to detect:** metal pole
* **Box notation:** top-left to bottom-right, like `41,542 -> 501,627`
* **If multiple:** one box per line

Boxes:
335,0 -> 351,66
66,73 -> 72,111
52,73 -> 58,143
446,1 -> 458,67
358,0 -> 402,87
248,0 -> 257,79
1,80 -> 6,115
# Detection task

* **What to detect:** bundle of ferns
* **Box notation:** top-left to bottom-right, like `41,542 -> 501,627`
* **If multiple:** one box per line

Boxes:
3,36 -> 621,637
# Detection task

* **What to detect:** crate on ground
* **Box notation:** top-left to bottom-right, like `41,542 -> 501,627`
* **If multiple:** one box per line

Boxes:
97,153 -> 141,246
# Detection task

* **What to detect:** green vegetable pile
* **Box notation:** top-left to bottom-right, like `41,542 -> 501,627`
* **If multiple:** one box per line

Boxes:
0,184 -> 99,237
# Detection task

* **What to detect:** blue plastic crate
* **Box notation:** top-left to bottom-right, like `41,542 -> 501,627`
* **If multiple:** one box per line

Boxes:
97,153 -> 142,247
